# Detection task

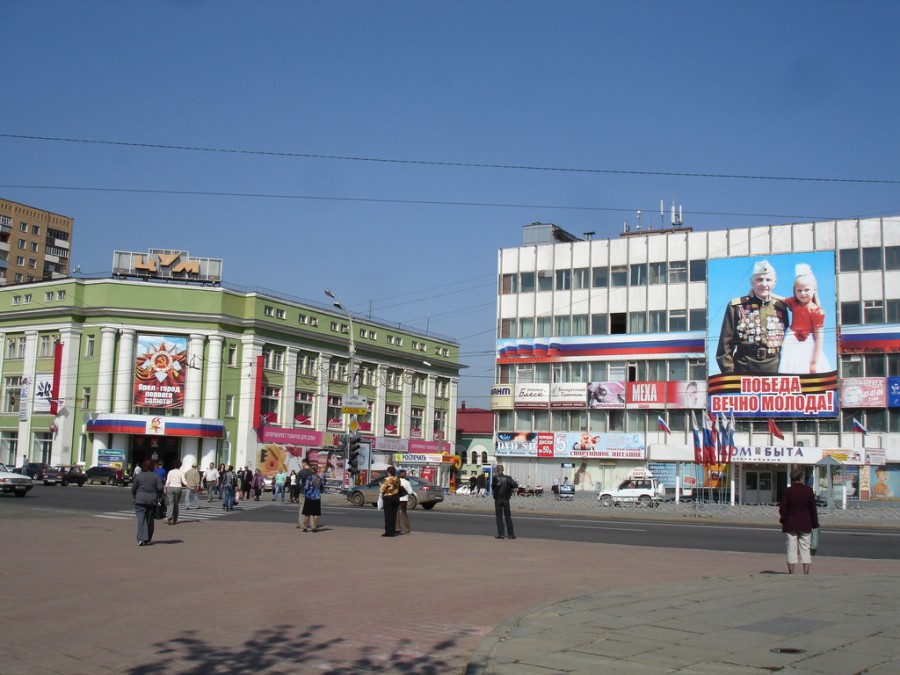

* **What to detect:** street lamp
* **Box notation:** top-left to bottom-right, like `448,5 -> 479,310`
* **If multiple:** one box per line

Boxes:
324,289 -> 356,394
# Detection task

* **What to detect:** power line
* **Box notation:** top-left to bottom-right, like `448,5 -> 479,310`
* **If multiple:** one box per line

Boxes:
3,133 -> 898,185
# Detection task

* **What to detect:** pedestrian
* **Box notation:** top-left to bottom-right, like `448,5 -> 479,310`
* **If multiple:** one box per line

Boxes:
300,464 -> 323,532
272,468 -> 287,502
132,459 -> 163,547
476,471 -> 486,497
779,467 -> 820,575
396,468 -> 413,535
154,462 -> 167,481
215,462 -> 226,498
183,463 -> 201,510
296,459 -> 313,528
221,465 -> 236,511
468,474 -> 477,494
491,464 -> 518,540
251,469 -> 266,501
379,466 -> 401,537
288,469 -> 299,503
203,462 -> 219,502
164,462 -> 185,525
241,466 -> 253,501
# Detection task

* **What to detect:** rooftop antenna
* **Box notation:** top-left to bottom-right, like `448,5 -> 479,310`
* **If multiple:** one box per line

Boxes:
636,210 -> 642,231
671,199 -> 677,227
623,221 -> 630,233
660,199 -> 665,229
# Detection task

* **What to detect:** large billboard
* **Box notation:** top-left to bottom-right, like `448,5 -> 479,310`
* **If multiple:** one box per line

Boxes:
134,334 -> 187,409
707,251 -> 838,418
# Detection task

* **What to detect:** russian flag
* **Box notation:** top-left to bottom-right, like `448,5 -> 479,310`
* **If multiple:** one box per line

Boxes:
691,412 -> 702,464
657,415 -> 672,435
852,417 -> 868,435
702,413 -> 717,465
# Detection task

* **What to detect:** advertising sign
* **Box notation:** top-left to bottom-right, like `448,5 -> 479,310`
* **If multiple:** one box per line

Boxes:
626,381 -> 667,409
32,374 -> 53,414
889,377 -> 900,408
550,383 -> 587,408
494,431 -> 645,459
587,381 -> 625,409
841,378 -> 887,408
134,334 -> 187,409
490,385 -> 515,410
707,251 -> 837,418
668,380 -> 707,409
872,465 -> 899,500
514,383 -> 550,409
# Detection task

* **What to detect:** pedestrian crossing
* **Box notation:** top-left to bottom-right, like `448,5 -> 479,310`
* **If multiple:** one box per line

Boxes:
95,500 -> 270,522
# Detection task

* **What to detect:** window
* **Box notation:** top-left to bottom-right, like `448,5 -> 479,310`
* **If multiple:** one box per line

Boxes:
22,294 -> 31,304
6,337 -> 25,359
554,316 -> 571,336
410,407 -> 424,438
572,314 -> 588,335
499,318 -> 516,339
262,348 -> 283,371
17,239 -> 25,249
864,354 -> 886,377
260,387 -> 280,424
3,377 -> 23,413
11,296 -> 20,306
536,316 -> 552,337
29,242 -> 37,252
689,259 -> 706,282
519,318 -> 534,338
27,259 -> 36,269
45,292 -> 54,302
862,247 -> 883,271
224,394 -> 235,418
630,264 -> 647,286
293,391 -> 313,426
15,256 -> 24,266
592,266 -> 609,288
520,271 -> 535,292
886,246 -> 900,271
648,311 -> 666,332
863,300 -> 883,324
384,404 -> 399,435
500,273 -> 518,294
840,301 -> 861,325
573,267 -> 590,289
38,335 -> 54,358
226,344 -> 237,366
537,270 -> 553,291
84,335 -> 95,358
276,308 -> 286,319
610,312 -> 626,334
690,309 -> 706,331
648,262 -> 667,284
668,260 -> 687,283
591,314 -> 608,335
610,265 -> 627,287
889,354 -> 900,377
31,225 -> 40,235
888,299 -> 900,324
629,312 -> 646,333
841,355 -> 863,378
327,396 -> 344,430
839,249 -> 860,272
433,409 -> 446,439
19,222 -> 27,232
669,310 -> 687,332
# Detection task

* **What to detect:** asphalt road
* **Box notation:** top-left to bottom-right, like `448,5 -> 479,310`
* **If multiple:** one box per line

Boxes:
6,483 -> 900,560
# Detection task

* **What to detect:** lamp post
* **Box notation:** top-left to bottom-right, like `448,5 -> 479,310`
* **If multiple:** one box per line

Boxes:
324,290 -> 356,395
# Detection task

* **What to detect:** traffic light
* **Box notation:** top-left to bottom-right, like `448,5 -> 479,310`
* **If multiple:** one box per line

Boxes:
347,435 -> 361,475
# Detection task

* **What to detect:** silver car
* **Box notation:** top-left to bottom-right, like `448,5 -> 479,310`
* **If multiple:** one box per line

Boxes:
345,475 -> 444,510
0,463 -> 33,497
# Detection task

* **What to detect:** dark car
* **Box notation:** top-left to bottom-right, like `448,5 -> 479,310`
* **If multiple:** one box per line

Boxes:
15,462 -> 59,485
85,466 -> 131,486
345,475 -> 444,510
50,466 -> 86,487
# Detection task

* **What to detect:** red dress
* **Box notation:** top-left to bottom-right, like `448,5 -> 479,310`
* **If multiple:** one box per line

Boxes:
778,298 -> 829,373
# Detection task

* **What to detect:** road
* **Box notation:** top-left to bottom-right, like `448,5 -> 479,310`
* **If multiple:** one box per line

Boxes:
6,483 -> 900,560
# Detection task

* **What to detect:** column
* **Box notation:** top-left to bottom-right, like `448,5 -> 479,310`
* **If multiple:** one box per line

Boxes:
17,331 -> 37,462
200,335 -> 224,469
92,327 -> 117,463
402,370 -> 414,438
235,337 -> 263,470
56,327 -> 83,466
282,347 -> 298,428
424,374 -> 436,441
112,329 -> 135,413
373,364 -> 387,436
446,377 -> 459,444
315,354 -> 331,431
181,333 -> 206,465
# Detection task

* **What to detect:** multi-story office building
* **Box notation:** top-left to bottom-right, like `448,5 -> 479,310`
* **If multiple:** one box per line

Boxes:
0,198 -> 73,285
0,247 -> 462,486
494,217 -> 900,503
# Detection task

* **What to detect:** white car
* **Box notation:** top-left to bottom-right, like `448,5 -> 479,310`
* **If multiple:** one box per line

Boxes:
0,463 -> 33,497
597,477 -> 665,507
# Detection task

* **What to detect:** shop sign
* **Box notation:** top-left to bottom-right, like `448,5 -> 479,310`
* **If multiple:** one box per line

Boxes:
626,381 -> 666,409
865,448 -> 886,465
841,378 -> 886,407
550,383 -> 587,408
730,446 -> 864,465
112,248 -> 223,284
889,377 -> 900,408
514,384 -> 549,409
587,381 -> 626,409
490,385 -> 515,410
258,426 -> 323,446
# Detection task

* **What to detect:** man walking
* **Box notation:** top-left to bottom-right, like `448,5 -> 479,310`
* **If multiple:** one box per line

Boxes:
491,464 -> 518,539
164,463 -> 185,525
203,462 -> 219,502
296,458 -> 313,528
183,463 -> 201,510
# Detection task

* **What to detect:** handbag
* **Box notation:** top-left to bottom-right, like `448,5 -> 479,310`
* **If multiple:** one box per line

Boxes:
377,493 -> 384,510
154,497 -> 166,520
810,527 -> 819,555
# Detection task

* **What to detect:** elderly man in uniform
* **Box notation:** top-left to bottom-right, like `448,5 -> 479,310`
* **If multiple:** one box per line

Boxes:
716,260 -> 789,375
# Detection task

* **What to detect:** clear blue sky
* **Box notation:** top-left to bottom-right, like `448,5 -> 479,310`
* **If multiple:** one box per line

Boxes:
2,1 -> 898,408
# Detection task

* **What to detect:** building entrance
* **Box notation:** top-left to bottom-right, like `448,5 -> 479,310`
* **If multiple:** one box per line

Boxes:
743,469 -> 774,504
131,435 -> 181,471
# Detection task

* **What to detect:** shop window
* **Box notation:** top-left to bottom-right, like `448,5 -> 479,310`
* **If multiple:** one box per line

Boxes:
293,391 -> 313,426
327,396 -> 344,430
260,387 -> 280,424
384,404 -> 399,435
410,408 -> 424,438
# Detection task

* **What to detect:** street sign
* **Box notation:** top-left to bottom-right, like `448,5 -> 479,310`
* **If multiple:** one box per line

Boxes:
349,418 -> 359,434
342,395 -> 368,415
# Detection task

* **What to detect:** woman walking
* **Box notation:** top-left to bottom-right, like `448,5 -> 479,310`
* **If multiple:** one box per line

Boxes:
251,469 -> 266,501
379,466 -> 401,537
132,459 -> 163,547
779,468 -> 820,574
300,465 -> 323,532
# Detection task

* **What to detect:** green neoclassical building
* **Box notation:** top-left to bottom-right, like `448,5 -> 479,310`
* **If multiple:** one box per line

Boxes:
0,248 -> 463,485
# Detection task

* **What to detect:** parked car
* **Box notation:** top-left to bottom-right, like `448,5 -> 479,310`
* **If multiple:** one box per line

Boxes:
85,466 -> 131,486
345,475 -> 444,510
52,466 -> 86,487
15,462 -> 58,485
597,477 -> 665,507
0,463 -> 33,497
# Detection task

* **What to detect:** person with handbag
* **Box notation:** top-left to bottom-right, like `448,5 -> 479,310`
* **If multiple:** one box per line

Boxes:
300,464 -> 323,532
779,467 -> 820,574
396,468 -> 413,535
132,459 -> 164,547
379,466 -> 401,537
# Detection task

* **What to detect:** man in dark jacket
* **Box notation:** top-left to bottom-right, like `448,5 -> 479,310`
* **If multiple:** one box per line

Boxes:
779,467 -> 820,575
491,465 -> 518,540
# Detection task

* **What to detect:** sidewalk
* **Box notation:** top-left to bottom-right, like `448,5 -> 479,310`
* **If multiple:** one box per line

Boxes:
1,504 -> 898,674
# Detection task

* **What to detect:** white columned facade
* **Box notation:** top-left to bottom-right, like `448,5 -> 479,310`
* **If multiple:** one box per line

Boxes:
109,329 -> 136,457
424,374 -> 436,440
56,327 -> 83,465
447,377 -> 459,441
236,337 -> 264,470
200,335 -> 224,468
91,327 -> 118,465
402,370 -> 415,438
18,331 -> 37,462
181,333 -> 206,465
282,347 -> 298,429
315,355 -> 331,431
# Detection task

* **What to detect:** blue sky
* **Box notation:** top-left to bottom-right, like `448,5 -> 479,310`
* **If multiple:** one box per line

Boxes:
2,1 -> 898,407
